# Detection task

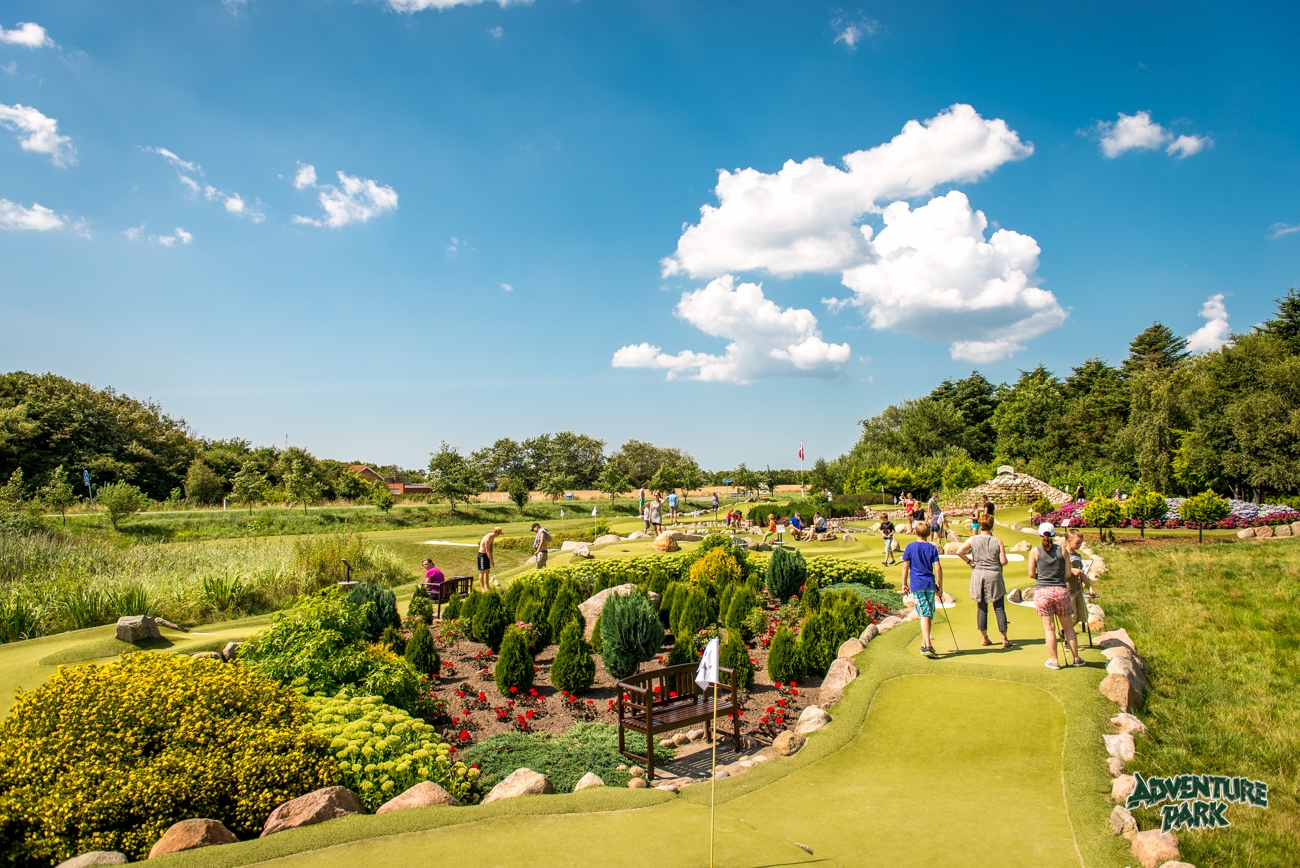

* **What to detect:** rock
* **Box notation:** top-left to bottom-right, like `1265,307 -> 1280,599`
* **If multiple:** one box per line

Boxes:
674,533 -> 704,542
579,584 -> 653,640
1131,830 -> 1180,868
1104,733 -> 1136,762
481,768 -> 555,805
754,543 -> 772,551
155,618 -> 188,632
1157,863 -> 1195,868
795,705 -> 832,735
659,738 -> 674,748
594,534 -> 622,545
570,544 -> 592,559
652,532 -> 680,553
940,591 -> 955,604
1107,657 -> 1151,698
1007,587 -> 1022,603
795,843 -> 814,855
1108,805 -> 1138,838
822,658 -> 859,692
1100,672 -> 1145,713
842,533 -> 856,543
560,540 -> 586,551
1255,524 -> 1275,538
574,772 -> 605,791
616,764 -> 628,771
1107,756 -> 1128,777
627,530 -> 652,540
943,542 -> 962,554
1111,712 -> 1148,736
876,615 -> 901,633
1274,523 -> 1292,537
1103,645 -> 1150,677
819,687 -> 844,708
837,638 -> 865,659
1010,540 -> 1031,553
1097,628 -> 1137,653
376,781 -> 460,813
1237,527 -> 1257,539
191,651 -> 223,661
946,530 -> 960,543
713,770 -> 729,779
1291,520 -> 1300,535
628,765 -> 644,778
1020,587 -> 1037,601
1087,604 -> 1105,622
687,728 -> 705,741
221,641 -> 242,661
57,853 -> 128,867
115,615 -> 161,643
655,784 -> 680,793
627,777 -> 648,789
904,609 -> 919,622
261,786 -> 364,837
149,818 -> 238,858
1112,774 -> 1137,804
858,624 -> 879,644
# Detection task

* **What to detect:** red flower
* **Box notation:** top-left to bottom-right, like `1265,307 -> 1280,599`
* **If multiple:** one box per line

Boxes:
668,691 -> 677,698
761,716 -> 769,724
653,686 -> 661,694
448,746 -> 456,753
777,699 -> 787,707
587,699 -> 595,705
509,686 -> 517,694
791,688 -> 799,696
525,709 -> 535,719
766,706 -> 776,714
459,730 -> 470,740
517,714 -> 526,724
478,691 -> 487,702
788,681 -> 798,688
451,717 -> 460,724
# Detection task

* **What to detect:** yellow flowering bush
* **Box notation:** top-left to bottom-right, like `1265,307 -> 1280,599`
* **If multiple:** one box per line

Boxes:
304,693 -> 478,809
0,653 -> 337,865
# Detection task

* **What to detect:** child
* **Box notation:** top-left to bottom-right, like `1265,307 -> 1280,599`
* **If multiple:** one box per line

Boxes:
901,523 -> 943,658
878,512 -> 897,566
762,513 -> 777,545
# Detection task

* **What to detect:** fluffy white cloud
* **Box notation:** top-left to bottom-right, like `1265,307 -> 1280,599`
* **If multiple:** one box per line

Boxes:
830,191 -> 1066,363
500,282 -> 513,292
1187,294 -> 1233,353
388,0 -> 530,10
488,26 -> 505,39
154,227 -> 193,247
293,170 -> 398,228
147,147 -> 264,221
0,103 -> 76,166
613,276 -> 850,384
662,104 -> 1032,279
0,198 -> 63,230
293,162 -> 317,190
0,22 -> 53,48
1094,111 -> 1211,159
831,13 -> 880,50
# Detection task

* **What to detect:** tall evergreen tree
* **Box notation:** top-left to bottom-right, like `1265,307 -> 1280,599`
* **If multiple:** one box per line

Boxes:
1122,322 -> 1190,378
1258,287 -> 1300,354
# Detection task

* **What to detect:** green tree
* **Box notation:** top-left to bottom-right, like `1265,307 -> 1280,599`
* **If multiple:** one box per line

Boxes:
183,458 -> 224,506
1178,490 -> 1231,544
1123,322 -> 1190,378
96,481 -> 149,530
538,471 -> 573,505
508,477 -> 530,513
992,366 -> 1066,475
730,463 -> 762,495
494,627 -> 535,694
766,625 -> 802,685
1082,497 -> 1123,541
369,483 -> 395,513
283,458 -> 321,513
471,591 -> 510,650
1122,484 -> 1168,538
404,623 -> 440,677
765,546 -> 807,603
0,468 -> 24,512
599,591 -> 664,680
718,629 -> 754,689
1258,287 -> 1300,354
596,463 -> 631,500
229,461 -> 268,515
550,620 -> 596,694
38,465 -> 77,524
427,442 -> 485,511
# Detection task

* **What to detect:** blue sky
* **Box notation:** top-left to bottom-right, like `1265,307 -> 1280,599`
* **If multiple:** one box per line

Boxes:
1,0 -> 1297,472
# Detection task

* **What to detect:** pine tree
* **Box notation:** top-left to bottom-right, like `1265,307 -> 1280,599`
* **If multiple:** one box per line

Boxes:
599,591 -> 664,680
1123,322 -> 1190,378
765,546 -> 807,603
472,591 -> 510,650
547,582 -> 583,643
766,625 -> 802,685
719,629 -> 754,689
381,625 -> 407,656
550,621 -> 595,694
1259,287 -> 1300,354
674,589 -> 708,640
404,623 -> 440,677
667,634 -> 694,666
494,626 -> 535,694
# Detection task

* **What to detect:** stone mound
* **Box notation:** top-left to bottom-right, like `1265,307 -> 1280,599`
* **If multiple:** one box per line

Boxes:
962,471 -> 1070,507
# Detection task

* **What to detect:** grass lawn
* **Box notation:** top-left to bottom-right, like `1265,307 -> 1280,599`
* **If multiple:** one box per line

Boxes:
1100,539 -> 1300,867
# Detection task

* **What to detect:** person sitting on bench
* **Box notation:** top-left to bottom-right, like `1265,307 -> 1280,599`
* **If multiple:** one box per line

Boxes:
421,558 -> 445,597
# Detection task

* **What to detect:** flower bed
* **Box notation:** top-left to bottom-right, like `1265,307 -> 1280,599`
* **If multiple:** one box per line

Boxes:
1034,498 -> 1300,530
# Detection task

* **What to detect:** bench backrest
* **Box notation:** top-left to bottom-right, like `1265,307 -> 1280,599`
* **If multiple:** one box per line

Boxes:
618,663 -> 736,711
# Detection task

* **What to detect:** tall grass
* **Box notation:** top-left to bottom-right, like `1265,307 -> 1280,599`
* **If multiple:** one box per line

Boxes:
0,522 -> 408,643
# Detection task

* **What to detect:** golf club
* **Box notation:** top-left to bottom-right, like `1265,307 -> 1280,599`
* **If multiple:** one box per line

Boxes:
938,588 -> 960,653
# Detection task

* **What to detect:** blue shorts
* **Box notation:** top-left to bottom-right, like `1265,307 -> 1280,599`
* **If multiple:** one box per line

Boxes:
913,589 -> 936,619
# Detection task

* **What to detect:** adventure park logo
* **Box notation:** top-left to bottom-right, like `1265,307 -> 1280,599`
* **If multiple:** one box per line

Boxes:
1126,773 -> 1269,833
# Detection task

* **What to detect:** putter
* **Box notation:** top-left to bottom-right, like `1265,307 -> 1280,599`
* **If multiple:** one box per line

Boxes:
938,591 -> 960,653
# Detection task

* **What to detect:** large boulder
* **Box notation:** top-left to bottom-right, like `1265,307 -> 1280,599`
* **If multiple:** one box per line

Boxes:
1107,657 -> 1151,698
1111,712 -> 1148,736
1274,523 -> 1293,537
942,542 -> 962,554
1096,628 -> 1137,653
57,853 -> 128,867
1131,830 -> 1180,868
481,768 -> 555,804
1102,644 -> 1150,676
260,786 -> 363,837
1010,540 -> 1031,553
376,781 -> 460,814
1100,672 -> 1145,713
771,731 -> 806,756
876,615 -> 902,633
574,772 -> 605,791
1291,520 -> 1300,535
1007,587 -> 1022,603
1254,524 -> 1275,538
594,534 -> 622,545
858,624 -> 879,644
836,638 -> 865,659
795,705 -> 832,735
1237,527 -> 1257,539
221,641 -> 242,661
578,584 -> 660,640
115,615 -> 161,644
570,544 -> 593,559
1108,805 -> 1138,838
673,532 -> 704,542
149,818 -> 238,858
1104,733 -> 1136,762
652,532 -> 680,553
821,658 -> 859,692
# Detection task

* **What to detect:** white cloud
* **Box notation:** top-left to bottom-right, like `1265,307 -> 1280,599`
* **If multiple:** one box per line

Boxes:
445,235 -> 473,254
661,104 -> 1032,279
1094,111 -> 1211,159
293,162 -> 317,190
153,227 -> 193,247
831,13 -> 880,50
488,26 -> 504,39
1187,293 -> 1233,353
293,170 -> 398,228
147,146 -> 199,173
831,190 -> 1066,363
500,282 -> 513,292
388,0 -> 531,10
1,62 -> 14,75
123,224 -> 144,241
0,103 -> 76,166
147,147 -> 264,221
613,275 -> 851,384
1267,222 -> 1300,240
0,198 -> 64,230
0,22 -> 54,48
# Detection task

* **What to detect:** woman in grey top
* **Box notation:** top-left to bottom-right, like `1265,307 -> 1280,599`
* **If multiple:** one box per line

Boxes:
956,514 -> 1011,648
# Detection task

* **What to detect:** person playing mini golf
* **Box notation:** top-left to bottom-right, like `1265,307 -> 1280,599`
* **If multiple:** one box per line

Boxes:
901,522 -> 943,658
477,527 -> 502,591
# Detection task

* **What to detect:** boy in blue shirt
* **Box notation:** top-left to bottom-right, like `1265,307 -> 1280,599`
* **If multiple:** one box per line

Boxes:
901,522 -> 944,658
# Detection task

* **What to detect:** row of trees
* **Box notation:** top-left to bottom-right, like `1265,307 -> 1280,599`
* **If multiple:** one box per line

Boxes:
823,289 -> 1300,503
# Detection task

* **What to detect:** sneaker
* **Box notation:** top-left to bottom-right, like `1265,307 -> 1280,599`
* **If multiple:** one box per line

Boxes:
1072,658 -> 1086,667
919,646 -> 932,657
1044,659 -> 1061,670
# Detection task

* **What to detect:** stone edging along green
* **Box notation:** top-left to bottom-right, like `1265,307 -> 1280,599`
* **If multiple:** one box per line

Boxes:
154,624 -> 1127,867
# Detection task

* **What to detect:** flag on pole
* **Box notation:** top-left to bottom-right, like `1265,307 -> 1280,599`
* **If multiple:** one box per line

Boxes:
798,441 -> 805,461
591,505 -> 598,517
694,636 -> 721,691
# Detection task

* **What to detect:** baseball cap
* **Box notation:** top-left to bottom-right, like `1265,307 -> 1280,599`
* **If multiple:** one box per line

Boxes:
1037,522 -> 1055,536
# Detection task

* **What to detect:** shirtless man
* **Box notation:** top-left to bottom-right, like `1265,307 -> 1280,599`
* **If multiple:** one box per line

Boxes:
477,527 -> 502,591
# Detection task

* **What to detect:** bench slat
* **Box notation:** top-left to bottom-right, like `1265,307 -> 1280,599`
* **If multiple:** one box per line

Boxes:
621,696 -> 738,733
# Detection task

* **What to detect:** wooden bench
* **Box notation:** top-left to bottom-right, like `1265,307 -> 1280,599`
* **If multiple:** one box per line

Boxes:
425,575 -> 472,619
616,663 -> 740,781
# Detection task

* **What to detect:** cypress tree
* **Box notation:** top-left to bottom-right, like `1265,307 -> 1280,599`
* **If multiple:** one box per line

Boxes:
551,620 -> 596,694
667,633 -> 694,666
404,623 -> 440,678
472,591 -> 509,650
766,625 -> 802,685
765,546 -> 807,603
494,626 -> 535,694
719,629 -> 754,689
547,582 -> 583,643
599,591 -> 664,680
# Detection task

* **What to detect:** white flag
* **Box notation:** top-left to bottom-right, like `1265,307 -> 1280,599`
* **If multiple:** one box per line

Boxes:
591,506 -> 598,517
694,636 -> 720,691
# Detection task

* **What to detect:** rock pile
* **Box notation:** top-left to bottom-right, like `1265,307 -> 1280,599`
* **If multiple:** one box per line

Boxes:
962,471 -> 1070,507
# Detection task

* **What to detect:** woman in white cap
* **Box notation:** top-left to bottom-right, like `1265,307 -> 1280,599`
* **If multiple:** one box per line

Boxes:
1026,521 -> 1084,669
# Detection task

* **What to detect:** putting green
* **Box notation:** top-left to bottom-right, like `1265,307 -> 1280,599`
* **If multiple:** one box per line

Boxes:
907,598 -> 1107,670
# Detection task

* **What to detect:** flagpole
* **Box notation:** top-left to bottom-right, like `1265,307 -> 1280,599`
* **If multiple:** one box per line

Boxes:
710,679 -> 718,868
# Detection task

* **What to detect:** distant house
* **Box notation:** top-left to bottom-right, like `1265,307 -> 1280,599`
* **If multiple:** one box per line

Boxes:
350,465 -> 432,495
349,465 -> 385,484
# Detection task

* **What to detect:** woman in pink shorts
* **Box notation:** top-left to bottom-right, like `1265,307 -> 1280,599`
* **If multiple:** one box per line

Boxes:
1027,522 -> 1084,669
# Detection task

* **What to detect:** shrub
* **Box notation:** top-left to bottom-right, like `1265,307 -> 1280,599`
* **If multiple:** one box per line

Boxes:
348,581 -> 400,641
513,620 -> 547,657
599,591 -> 664,680
658,582 -> 684,628
515,598 -> 548,651
674,588 -> 709,639
1082,497 -> 1124,539
805,558 -> 886,589
550,620 -> 595,694
408,584 -> 434,623
719,629 -> 754,689
380,625 -> 407,656
472,591 -> 510,650
836,584 -> 904,613
667,634 -> 694,666
461,723 -> 672,794
238,590 -> 423,709
766,546 -> 807,603
799,609 -> 835,674
741,606 -> 768,641
801,578 -> 822,614
0,654 -> 337,864
442,591 -> 462,621
724,586 -> 758,638
688,546 -> 743,588
304,693 -> 475,810
494,626 -> 535,694
292,533 -> 405,592
1179,490 -> 1232,543
405,622 -> 440,677
766,625 -> 802,684
590,610 -> 604,653
96,481 -> 149,530
547,582 -> 583,643
1122,484 -> 1168,538
828,590 -> 870,645
1030,494 -> 1054,517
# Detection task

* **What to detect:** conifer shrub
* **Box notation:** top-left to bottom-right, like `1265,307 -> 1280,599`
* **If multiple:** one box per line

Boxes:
408,584 -> 434,623
801,577 -> 822,613
547,581 -> 583,643
718,584 -> 736,627
674,588 -> 709,639
659,583 -> 684,628
724,586 -> 758,638
828,590 -> 869,644
459,590 -> 481,625
667,633 -> 694,666
502,580 -> 526,620
799,609 -> 835,674
380,625 -> 407,656
766,625 -> 802,684
494,626 -> 535,694
551,620 -> 596,694
443,591 -> 463,621
599,591 -> 664,680
719,629 -> 754,689
591,610 -> 604,653
472,591 -> 510,650
765,546 -> 807,603
688,546 -> 743,588
405,622 -> 440,678
347,581 -> 400,640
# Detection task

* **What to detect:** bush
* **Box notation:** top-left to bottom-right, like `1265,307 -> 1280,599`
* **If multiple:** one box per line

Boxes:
765,546 -> 807,603
1123,484 -> 1169,538
799,609 -> 835,674
547,582 -> 583,643
667,634 -> 694,666
348,581 -> 400,641
1179,490 -> 1232,543
472,591 -> 510,650
0,654 -> 337,864
1082,497 -> 1124,537
550,620 -> 595,694
766,625 -> 802,684
380,625 -> 407,656
827,590 -> 870,645
719,629 -> 754,689
688,546 -> 743,588
590,610 -> 603,653
442,591 -> 462,621
1030,494 -> 1055,517
461,723 -> 672,794
805,558 -> 887,589
494,626 -> 535,694
724,586 -> 758,638
405,622 -> 440,677
599,591 -> 664,680
836,584 -> 904,612
304,693 -> 475,810
96,481 -> 149,530
458,590 -> 481,624
674,588 -> 709,639
238,590 -> 423,709
408,584 -> 434,623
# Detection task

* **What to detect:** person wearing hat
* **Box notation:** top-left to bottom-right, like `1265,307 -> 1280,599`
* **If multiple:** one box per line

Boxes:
1027,522 -> 1084,669
530,522 -> 551,569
